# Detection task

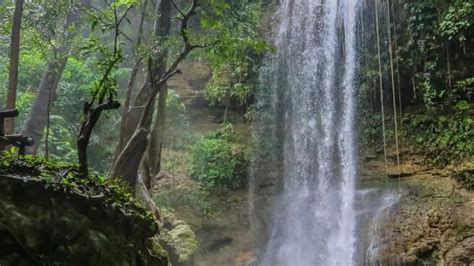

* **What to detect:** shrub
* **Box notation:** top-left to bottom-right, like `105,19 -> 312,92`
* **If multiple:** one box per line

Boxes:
188,124 -> 248,190
454,169 -> 474,189
403,101 -> 474,166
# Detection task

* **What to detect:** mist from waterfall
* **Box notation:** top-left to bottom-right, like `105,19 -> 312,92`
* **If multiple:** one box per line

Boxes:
253,1 -> 361,265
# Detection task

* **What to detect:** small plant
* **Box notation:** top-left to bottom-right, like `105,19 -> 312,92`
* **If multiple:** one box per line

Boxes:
188,124 -> 248,190
454,169 -> 474,189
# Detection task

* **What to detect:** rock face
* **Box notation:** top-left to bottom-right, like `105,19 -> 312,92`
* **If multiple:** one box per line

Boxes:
0,159 -> 168,266
361,157 -> 474,265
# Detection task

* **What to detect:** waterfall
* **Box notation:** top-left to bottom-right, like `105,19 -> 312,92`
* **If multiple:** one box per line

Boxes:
251,1 -> 361,265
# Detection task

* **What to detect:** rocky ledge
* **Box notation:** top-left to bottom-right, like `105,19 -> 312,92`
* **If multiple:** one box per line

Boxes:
0,157 -> 168,265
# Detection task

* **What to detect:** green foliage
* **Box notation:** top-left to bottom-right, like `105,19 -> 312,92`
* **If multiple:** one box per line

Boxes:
403,103 -> 474,166
40,115 -> 78,163
188,124 -> 248,190
155,188 -> 213,217
454,169 -> 474,189
402,0 -> 474,107
166,89 -> 189,129
359,111 -> 396,151
193,0 -> 269,119
439,1 -> 474,44
204,63 -> 255,108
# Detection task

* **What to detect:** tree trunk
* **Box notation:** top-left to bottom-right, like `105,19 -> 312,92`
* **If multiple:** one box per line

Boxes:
20,0 -> 88,154
77,99 -> 120,176
143,83 -> 168,187
113,0 -> 148,163
4,0 -> 25,135
114,0 -> 172,157
110,0 -> 198,188
21,58 -> 67,154
110,128 -> 149,187
135,171 -> 162,222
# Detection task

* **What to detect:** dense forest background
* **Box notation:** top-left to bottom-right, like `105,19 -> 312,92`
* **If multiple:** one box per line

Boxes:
359,0 -> 473,174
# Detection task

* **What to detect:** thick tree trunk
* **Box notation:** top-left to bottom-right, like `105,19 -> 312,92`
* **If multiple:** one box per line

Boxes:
4,0 -> 25,135
110,128 -> 148,187
135,172 -> 162,222
21,59 -> 67,154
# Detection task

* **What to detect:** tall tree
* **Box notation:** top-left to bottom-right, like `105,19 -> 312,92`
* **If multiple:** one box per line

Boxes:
110,0 -> 200,188
21,0 -> 89,154
116,0 -> 147,161
113,0 -> 172,161
4,0 -> 25,135
141,0 -> 172,187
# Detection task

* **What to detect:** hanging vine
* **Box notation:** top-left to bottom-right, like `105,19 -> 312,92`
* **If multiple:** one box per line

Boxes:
374,0 -> 389,181
386,0 -> 401,187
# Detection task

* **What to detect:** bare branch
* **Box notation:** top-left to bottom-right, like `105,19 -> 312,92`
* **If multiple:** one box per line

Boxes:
170,0 -> 185,17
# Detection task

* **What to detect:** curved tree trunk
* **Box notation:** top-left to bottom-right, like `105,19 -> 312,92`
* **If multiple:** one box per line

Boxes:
4,0 -> 25,135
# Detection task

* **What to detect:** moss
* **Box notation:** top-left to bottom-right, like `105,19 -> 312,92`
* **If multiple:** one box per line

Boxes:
169,223 -> 199,263
158,208 -> 199,265
0,156 -> 166,265
0,156 -> 156,228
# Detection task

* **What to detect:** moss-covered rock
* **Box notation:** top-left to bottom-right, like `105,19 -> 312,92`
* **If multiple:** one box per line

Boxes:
158,209 -> 198,266
0,157 -> 168,265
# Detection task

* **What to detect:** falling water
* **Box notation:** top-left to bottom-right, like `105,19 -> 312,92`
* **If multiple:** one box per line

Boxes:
253,1 -> 361,265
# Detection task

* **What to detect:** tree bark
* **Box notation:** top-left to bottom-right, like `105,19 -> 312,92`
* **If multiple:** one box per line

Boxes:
21,59 -> 67,154
135,171 -> 162,222
4,0 -> 25,135
77,99 -> 120,176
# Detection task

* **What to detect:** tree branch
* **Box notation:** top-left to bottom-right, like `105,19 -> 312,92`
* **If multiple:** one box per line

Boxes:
169,0 -> 185,17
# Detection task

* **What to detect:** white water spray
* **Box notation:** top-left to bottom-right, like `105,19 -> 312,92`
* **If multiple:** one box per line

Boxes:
255,1 -> 361,265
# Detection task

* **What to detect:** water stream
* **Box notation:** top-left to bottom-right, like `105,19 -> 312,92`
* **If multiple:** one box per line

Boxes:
251,1 -> 367,265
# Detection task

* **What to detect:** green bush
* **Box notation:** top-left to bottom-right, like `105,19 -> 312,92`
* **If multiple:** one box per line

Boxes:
403,101 -> 474,166
188,124 -> 248,190
454,169 -> 474,189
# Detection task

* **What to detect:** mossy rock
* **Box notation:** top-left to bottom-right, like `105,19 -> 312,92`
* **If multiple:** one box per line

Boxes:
158,209 -> 199,266
0,157 -> 168,265
169,223 -> 199,263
